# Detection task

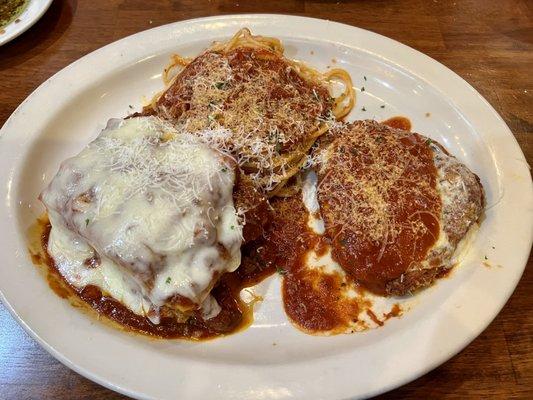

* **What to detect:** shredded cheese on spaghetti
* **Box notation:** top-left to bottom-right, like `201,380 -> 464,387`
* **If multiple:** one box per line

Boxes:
147,28 -> 355,195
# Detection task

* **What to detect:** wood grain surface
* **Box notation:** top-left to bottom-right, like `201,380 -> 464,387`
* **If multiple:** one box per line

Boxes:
0,1 -> 531,399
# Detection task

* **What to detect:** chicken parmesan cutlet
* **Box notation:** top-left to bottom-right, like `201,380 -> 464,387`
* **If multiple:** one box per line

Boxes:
142,28 -> 354,195
315,120 -> 484,295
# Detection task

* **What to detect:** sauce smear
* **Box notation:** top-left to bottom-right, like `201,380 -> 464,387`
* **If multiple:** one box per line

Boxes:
244,197 -> 375,333
382,116 -> 411,131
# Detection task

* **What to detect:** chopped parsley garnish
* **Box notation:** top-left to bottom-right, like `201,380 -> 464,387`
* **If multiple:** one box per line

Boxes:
276,267 -> 287,275
425,138 -> 432,145
380,105 -> 385,109
375,136 -> 384,143
221,167 -> 227,173
361,106 -> 366,112
85,218 -> 90,227
214,81 -> 227,90
166,277 -> 172,284
230,225 -> 235,230
363,76 -> 367,81
484,256 -> 488,260
268,131 -> 279,144
361,86 -> 365,92
128,104 -> 133,109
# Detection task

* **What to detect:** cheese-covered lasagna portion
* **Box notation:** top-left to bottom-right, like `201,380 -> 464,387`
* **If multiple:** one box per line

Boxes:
40,117 -> 243,326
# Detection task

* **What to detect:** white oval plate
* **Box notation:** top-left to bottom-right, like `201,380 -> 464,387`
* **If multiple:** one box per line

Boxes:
0,14 -> 531,400
0,0 -> 53,46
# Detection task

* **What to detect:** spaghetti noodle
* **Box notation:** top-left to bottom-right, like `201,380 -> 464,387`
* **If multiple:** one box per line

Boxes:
144,28 -> 355,196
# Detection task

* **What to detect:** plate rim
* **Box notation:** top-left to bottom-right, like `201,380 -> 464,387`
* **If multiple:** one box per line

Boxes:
1,13 -> 532,400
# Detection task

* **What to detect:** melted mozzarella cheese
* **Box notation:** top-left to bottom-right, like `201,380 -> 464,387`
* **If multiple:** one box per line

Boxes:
302,171 -> 325,235
41,117 -> 243,323
413,143 -> 476,272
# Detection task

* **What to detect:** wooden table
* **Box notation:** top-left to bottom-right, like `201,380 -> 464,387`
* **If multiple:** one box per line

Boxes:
1,1 -> 531,398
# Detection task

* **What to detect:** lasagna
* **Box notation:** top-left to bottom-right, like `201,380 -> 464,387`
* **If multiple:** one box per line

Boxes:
40,117 -> 243,326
